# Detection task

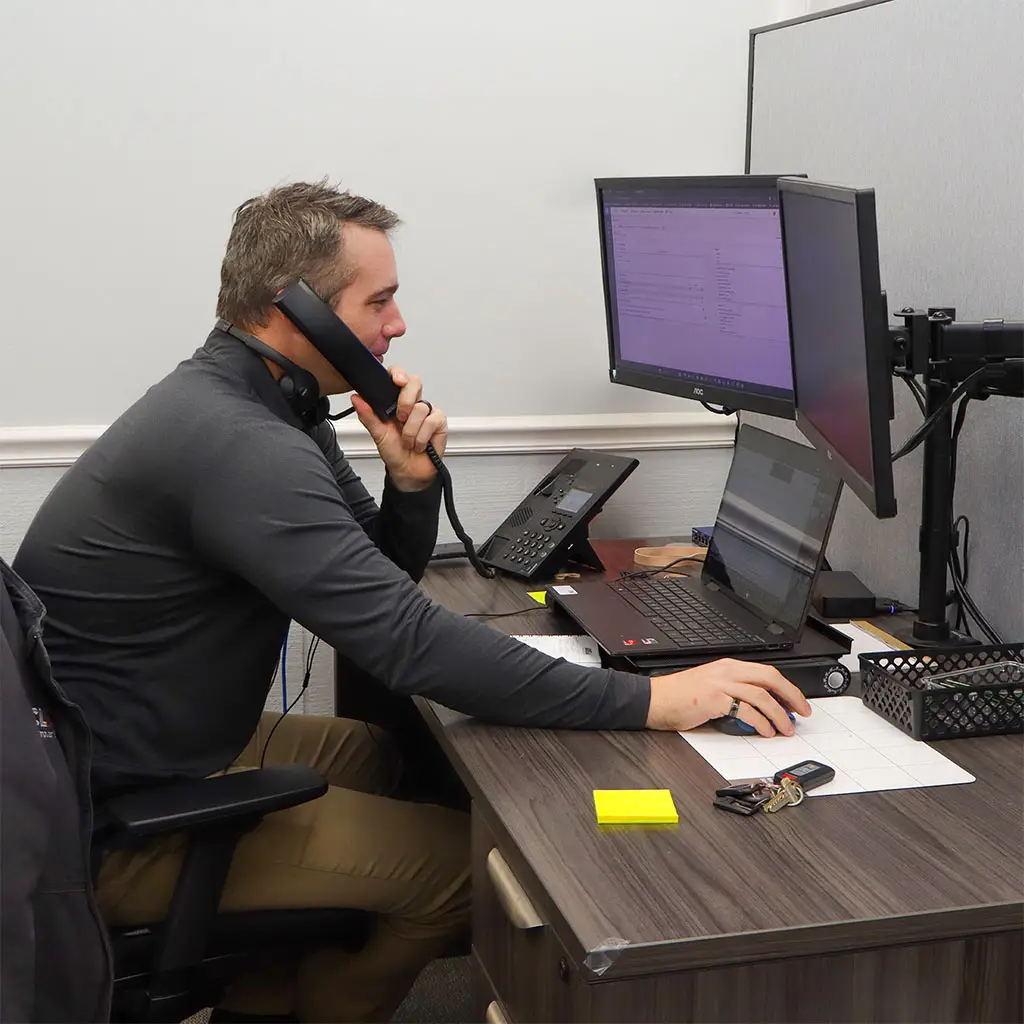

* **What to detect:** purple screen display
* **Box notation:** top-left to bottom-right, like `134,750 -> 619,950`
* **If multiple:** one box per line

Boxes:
603,190 -> 792,395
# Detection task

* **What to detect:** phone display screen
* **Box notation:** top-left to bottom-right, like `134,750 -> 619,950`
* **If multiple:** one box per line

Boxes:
555,488 -> 591,514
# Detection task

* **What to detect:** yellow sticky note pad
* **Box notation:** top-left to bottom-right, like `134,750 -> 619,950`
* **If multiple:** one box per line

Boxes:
593,789 -> 678,825
527,591 -> 547,606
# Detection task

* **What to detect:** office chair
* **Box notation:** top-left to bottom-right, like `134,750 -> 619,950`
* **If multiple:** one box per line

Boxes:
3,554 -> 369,1024
95,766 -> 372,1023
4,553 -> 461,1024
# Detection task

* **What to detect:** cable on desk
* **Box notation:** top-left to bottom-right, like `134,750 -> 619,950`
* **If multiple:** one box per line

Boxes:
617,555 -> 705,581
465,606 -> 549,619
429,548 -> 475,561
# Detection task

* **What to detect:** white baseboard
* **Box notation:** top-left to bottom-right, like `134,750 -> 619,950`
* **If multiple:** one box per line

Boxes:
0,411 -> 735,468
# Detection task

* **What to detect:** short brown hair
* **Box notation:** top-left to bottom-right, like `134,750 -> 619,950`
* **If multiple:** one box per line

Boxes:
216,179 -> 400,329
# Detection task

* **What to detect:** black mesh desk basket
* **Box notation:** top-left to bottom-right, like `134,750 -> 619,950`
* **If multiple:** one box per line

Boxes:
859,643 -> 1024,740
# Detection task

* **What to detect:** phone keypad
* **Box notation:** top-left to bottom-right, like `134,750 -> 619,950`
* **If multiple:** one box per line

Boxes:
503,529 -> 557,566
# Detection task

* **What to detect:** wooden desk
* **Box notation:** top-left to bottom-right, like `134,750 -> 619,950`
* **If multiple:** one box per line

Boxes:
407,541 -> 1023,1021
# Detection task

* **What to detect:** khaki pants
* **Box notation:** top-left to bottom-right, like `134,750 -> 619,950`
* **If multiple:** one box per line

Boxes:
96,713 -> 471,1023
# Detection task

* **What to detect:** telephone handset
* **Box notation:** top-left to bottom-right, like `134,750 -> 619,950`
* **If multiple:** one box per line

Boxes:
477,449 -> 639,582
272,280 -> 495,578
273,281 -> 402,422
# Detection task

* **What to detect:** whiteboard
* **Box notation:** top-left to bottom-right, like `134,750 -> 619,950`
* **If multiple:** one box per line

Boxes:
0,0 -> 759,427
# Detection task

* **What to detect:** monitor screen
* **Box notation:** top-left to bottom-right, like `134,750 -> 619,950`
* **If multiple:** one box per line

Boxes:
778,178 -> 896,518
703,424 -> 842,635
596,175 -> 797,419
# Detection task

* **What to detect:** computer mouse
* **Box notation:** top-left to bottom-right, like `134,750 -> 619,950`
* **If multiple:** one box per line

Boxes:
712,709 -> 795,736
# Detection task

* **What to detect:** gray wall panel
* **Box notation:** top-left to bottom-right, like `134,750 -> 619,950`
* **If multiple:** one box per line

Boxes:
748,0 -> 1023,638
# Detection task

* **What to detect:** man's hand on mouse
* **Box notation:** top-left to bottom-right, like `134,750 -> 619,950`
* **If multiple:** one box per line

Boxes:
645,659 -> 810,737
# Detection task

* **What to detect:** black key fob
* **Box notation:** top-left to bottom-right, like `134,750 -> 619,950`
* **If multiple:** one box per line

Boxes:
772,760 -> 835,792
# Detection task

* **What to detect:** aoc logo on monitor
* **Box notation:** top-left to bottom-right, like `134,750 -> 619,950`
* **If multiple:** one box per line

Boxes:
693,387 -> 705,396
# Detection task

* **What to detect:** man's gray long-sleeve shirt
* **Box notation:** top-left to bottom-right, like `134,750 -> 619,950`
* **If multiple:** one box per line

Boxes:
14,329 -> 650,794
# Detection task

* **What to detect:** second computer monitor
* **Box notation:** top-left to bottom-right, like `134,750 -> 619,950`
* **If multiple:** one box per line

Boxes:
596,175 -> 798,419
777,177 -> 897,519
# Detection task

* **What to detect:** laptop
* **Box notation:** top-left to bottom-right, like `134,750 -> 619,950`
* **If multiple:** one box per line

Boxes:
545,424 -> 842,658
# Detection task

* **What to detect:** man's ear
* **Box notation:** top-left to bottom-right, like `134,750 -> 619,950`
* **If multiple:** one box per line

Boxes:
269,304 -> 301,334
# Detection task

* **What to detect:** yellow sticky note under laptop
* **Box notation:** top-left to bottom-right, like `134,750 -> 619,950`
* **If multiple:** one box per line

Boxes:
526,591 -> 547,605
593,789 -> 679,825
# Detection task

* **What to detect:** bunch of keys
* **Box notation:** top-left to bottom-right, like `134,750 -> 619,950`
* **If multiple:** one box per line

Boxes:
713,760 -> 835,816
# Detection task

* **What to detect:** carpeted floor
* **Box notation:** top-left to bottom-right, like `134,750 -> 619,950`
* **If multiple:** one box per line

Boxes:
391,954 -> 474,1023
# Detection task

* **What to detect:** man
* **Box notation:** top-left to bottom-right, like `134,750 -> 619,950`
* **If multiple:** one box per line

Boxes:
13,181 -> 808,1023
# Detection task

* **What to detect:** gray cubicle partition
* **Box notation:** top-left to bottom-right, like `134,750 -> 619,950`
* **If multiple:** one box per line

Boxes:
744,0 -> 1023,640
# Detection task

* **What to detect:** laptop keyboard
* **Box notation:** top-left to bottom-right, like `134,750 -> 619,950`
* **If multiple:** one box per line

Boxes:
609,577 -> 763,647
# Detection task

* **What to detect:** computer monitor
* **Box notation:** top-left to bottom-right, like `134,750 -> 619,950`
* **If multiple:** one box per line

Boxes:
596,175 -> 798,419
777,177 -> 897,519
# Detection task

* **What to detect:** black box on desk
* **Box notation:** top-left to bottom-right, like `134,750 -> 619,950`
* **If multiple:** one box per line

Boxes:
812,570 -> 876,619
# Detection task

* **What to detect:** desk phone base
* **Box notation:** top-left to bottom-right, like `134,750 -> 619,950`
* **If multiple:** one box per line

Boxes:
477,449 -> 638,581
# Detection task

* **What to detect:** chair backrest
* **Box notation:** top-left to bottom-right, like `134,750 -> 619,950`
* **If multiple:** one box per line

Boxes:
0,558 -> 113,1023
2,559 -> 370,1023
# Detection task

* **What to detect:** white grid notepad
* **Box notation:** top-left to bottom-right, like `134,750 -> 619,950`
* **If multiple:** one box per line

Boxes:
680,697 -> 975,796
511,635 -> 602,666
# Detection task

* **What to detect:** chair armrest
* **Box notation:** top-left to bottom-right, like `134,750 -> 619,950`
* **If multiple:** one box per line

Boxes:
102,764 -> 327,840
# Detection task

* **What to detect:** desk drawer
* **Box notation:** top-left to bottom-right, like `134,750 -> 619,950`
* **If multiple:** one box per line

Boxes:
472,809 -> 580,1023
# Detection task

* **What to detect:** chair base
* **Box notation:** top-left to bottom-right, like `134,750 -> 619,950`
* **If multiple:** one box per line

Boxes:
111,909 -> 371,1023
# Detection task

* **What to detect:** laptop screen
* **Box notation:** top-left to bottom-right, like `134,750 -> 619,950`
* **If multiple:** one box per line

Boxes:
702,424 -> 842,634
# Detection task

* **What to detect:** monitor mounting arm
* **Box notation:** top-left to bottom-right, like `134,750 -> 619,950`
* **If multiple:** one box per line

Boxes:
887,308 -> 1023,644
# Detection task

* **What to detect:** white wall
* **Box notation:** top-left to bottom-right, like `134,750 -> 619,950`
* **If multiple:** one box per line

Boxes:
1,0 -> 762,428
766,0 -> 864,19
1,0 -> 767,714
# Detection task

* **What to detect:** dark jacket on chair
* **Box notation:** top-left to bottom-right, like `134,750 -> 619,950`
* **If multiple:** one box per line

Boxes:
0,557 -> 112,1023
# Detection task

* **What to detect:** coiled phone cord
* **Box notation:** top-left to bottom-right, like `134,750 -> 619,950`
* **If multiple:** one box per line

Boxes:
426,442 -> 495,579
331,404 -> 493,578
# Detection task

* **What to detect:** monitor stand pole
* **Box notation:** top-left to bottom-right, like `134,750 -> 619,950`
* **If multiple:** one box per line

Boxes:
913,361 -> 958,644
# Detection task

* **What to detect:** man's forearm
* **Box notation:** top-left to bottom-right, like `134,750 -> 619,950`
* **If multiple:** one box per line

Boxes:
377,475 -> 442,581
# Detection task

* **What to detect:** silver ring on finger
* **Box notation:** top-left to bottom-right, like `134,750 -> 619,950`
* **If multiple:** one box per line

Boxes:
726,696 -> 741,718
